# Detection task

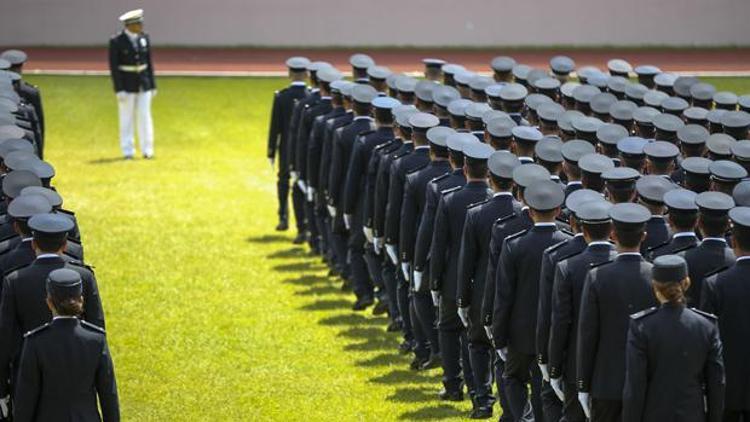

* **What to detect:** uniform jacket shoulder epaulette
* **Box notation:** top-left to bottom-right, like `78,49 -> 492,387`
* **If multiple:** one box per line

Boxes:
630,307 -> 658,320
67,259 -> 95,272
689,308 -> 718,321
4,261 -> 31,276
430,173 -> 451,184
545,238 -> 570,255
494,213 -> 517,226
467,199 -> 489,210
406,163 -> 429,176
358,129 -> 375,138
646,239 -> 671,252
506,228 -> 529,242
558,248 -> 585,262
703,265 -> 730,279
673,243 -> 698,255
374,139 -> 394,151
560,228 -> 575,237
24,323 -> 50,338
393,150 -> 410,160
589,259 -> 614,269
81,320 -> 106,334
441,185 -> 462,196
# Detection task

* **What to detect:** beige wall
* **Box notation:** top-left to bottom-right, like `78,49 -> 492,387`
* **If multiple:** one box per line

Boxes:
1,0 -> 749,47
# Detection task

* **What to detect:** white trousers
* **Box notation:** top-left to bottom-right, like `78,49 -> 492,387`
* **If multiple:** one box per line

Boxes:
117,90 -> 154,157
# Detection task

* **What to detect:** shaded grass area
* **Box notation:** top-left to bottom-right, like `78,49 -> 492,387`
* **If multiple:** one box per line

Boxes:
24,74 -> 750,421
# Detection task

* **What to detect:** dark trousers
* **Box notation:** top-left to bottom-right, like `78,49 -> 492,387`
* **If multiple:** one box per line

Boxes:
348,225 -> 372,301
503,349 -> 544,422
409,293 -> 430,360
381,260 -> 401,323
541,379 -> 563,422
304,199 -> 319,251
413,290 -> 440,356
468,342 -> 496,409
562,381 -> 586,422
591,398 -> 621,422
396,270 -> 413,343
494,355 -> 513,422
276,163 -> 290,221
363,245 -> 384,293
724,410 -> 750,422
439,327 -> 475,395
330,231 -> 349,277
291,183 -> 306,234
315,207 -> 329,260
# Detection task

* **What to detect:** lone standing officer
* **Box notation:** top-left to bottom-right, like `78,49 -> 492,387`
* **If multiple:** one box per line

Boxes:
108,9 -> 156,160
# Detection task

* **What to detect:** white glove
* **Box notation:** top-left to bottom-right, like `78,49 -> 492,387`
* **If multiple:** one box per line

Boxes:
116,91 -> 128,101
551,377 -> 565,402
306,186 -> 315,202
297,179 -> 307,192
290,171 -> 299,181
268,157 -> 275,168
497,347 -> 508,362
578,392 -> 591,419
431,290 -> 440,306
344,214 -> 352,230
414,271 -> 423,291
401,262 -> 411,281
363,227 -> 374,243
539,363 -> 550,382
484,325 -> 493,340
373,237 -> 383,253
327,205 -> 337,218
385,244 -> 398,265
458,307 -> 470,328
0,395 -> 9,418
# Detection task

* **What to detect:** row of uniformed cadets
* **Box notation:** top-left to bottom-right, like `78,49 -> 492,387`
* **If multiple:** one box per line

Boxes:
266,53 -> 750,421
0,50 -> 119,421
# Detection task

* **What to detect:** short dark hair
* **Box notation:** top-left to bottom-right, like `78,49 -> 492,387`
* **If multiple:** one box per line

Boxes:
489,174 -> 513,191
699,214 -> 729,237
613,222 -> 645,248
648,158 -> 674,175
465,158 -> 488,179
13,220 -> 31,237
49,294 -> 83,317
607,185 -> 636,203
374,108 -> 394,125
582,173 -> 605,193
352,102 -> 371,116
732,225 -> 750,251
465,119 -> 483,132
668,211 -> 698,232
34,233 -> 67,253
430,144 -> 449,158
583,221 -> 612,241
449,150 -> 465,168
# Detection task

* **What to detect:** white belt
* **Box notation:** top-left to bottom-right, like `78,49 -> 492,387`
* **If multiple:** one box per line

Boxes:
118,64 -> 148,73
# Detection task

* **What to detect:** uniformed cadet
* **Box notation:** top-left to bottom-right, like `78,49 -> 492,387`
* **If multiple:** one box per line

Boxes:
617,136 -> 650,173
13,269 -> 119,422
349,54 -> 375,84
373,106 -> 417,329
709,160 -> 747,196
385,113 -> 437,351
328,84 -> 377,309
492,180 -> 570,421
0,170 -> 42,239
367,66 -> 392,95
578,153 -> 615,193
702,206 -> 750,421
548,199 -> 615,422
498,83 -> 529,125
561,140 -> 596,198
342,95 -> 398,311
432,85 -> 461,127
456,151 -> 521,419
400,126 -> 455,370
298,67 -> 341,253
0,50 -> 44,158
108,9 -> 156,160
0,194 -> 52,275
0,213 -> 104,405
601,166 -> 640,204
576,202 -> 658,421
623,255 -> 724,422
430,141 -> 492,403
267,58 -> 310,232
647,188 -> 699,260
635,175 -> 676,254
679,191 -> 736,308
423,59 -> 445,82
681,156 -> 713,193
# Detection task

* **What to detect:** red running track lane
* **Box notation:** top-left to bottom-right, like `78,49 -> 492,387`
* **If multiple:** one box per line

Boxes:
7,47 -> 750,73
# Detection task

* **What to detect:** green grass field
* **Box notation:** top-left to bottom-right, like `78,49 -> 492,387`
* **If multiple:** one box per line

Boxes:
25,74 -> 750,421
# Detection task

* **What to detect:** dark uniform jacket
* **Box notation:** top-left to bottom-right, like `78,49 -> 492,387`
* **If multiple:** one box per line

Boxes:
0,255 -> 105,397
536,234 -> 586,365
319,112 -> 353,199
108,31 -> 156,93
481,209 -> 533,329
548,242 -> 616,379
398,160 -> 451,269
307,107 -> 345,193
384,146 -> 431,248
365,138 -> 402,232
623,304 -> 724,422
576,253 -> 657,399
15,318 -> 119,422
647,232 -> 699,261
641,215 -> 671,255
412,169 -> 465,274
679,238 -> 736,308
288,90 -> 320,173
457,193 -> 520,343
372,141 -> 410,239
343,127 -> 394,216
18,81 -> 44,156
267,83 -> 308,164
702,257 -> 750,411
295,97 -> 332,182
431,181 -> 490,329
492,223 -> 571,353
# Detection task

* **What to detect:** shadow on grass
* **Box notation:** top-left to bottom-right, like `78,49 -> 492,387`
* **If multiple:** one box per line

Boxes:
299,299 -> 350,311
283,275 -> 329,287
398,404 -> 464,420
318,314 -> 389,327
354,352 -> 406,368
342,335 -> 395,352
267,247 -> 307,259
386,386 -> 438,403
293,284 -> 342,296
246,234 -> 288,244
337,326 -> 385,340
272,261 -> 323,273
369,368 -> 440,385
87,157 -> 129,165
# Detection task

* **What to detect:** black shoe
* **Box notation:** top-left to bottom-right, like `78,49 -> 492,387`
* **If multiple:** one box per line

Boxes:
386,320 -> 402,332
292,233 -> 305,244
398,340 -> 415,355
143,154 -> 154,160
420,353 -> 442,370
438,389 -> 464,402
372,300 -> 389,316
409,357 -> 427,371
352,297 -> 374,311
275,220 -> 289,231
124,155 -> 133,160
328,268 -> 340,277
469,406 -> 493,419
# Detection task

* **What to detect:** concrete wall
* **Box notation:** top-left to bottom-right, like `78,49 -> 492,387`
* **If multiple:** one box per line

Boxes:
1,0 -> 749,47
